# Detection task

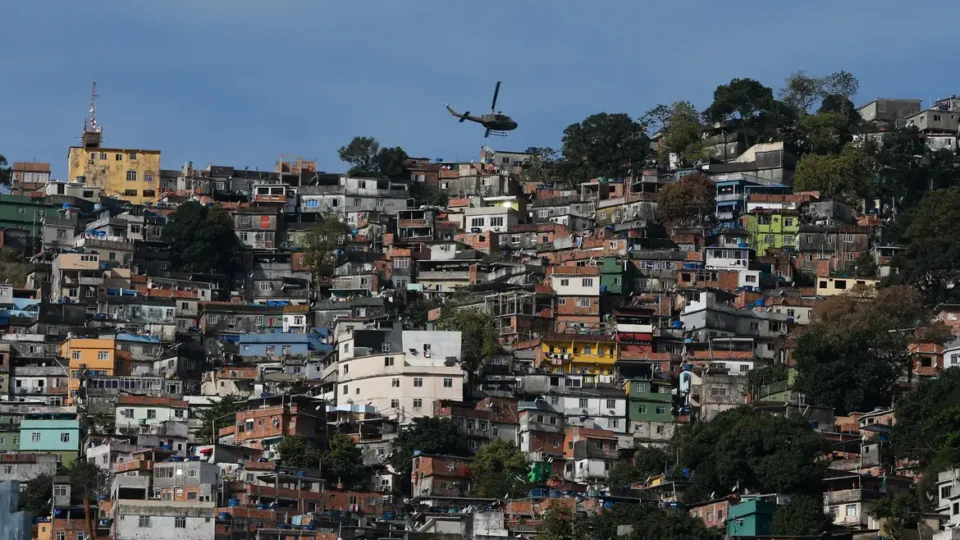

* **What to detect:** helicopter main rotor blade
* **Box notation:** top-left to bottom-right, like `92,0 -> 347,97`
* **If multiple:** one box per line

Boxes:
490,81 -> 501,111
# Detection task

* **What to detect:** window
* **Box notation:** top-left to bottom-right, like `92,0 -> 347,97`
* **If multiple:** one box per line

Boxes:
175,517 -> 186,528
342,385 -> 348,395
834,279 -> 847,290
550,396 -> 559,405
60,432 -> 70,443
414,378 -> 423,387
144,173 -> 154,183
605,399 -> 616,409
393,258 -> 409,269
71,351 -> 81,360
845,505 -> 857,517
786,308 -> 795,317
56,533 -> 65,540
611,418 -> 619,428
138,516 -> 150,527
558,298 -> 567,305
353,198 -> 361,207
147,409 -> 157,419
391,378 -> 399,388
98,351 -> 109,361
934,114 -> 943,122
443,378 -> 453,388
819,280 -> 828,289
783,235 -> 794,245
32,432 -> 41,442
142,189 -> 156,198
655,406 -> 666,415
559,278 -> 569,286
577,298 -> 590,308
783,218 -> 794,227
413,398 -> 423,409
490,217 -> 504,227
471,218 -> 484,228
384,357 -> 394,367
342,365 -> 349,375
582,278 -> 594,287
390,399 -> 399,409
745,275 -> 757,283
578,398 -> 588,408
942,486 -> 953,499
126,170 -> 137,181
115,153 -> 123,161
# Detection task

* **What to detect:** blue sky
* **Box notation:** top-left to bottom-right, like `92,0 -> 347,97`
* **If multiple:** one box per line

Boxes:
4,0 -> 960,178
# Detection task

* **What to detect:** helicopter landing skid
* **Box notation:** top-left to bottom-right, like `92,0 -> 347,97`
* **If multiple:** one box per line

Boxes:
484,129 -> 508,138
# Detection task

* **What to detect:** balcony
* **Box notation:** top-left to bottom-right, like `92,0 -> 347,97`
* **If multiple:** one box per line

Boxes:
717,212 -> 735,221
520,420 -> 562,434
573,441 -> 618,460
255,194 -> 287,203
15,366 -> 66,376
398,219 -> 428,227
716,193 -> 743,202
418,270 -> 470,281
823,488 -> 873,505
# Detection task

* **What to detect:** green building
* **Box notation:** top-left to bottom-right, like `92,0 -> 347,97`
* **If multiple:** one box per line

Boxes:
19,413 -> 82,465
600,256 -> 632,295
0,413 -> 19,453
727,498 -> 778,537
0,195 -> 57,246
626,378 -> 673,423
740,210 -> 800,256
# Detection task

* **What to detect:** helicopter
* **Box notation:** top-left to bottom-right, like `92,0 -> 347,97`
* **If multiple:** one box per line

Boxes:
444,81 -> 518,138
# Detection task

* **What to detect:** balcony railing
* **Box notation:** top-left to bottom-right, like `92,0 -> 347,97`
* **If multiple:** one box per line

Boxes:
418,271 -> 470,281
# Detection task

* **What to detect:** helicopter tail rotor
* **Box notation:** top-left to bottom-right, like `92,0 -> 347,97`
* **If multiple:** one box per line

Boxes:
459,111 -> 470,123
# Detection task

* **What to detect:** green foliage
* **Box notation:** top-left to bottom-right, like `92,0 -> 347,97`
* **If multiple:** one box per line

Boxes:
301,212 -> 351,284
871,492 -> 921,540
0,247 -> 30,287
606,462 -> 643,489
674,408 -> 826,503
792,143 -> 873,201
559,113 -> 648,182
324,434 -> 367,489
337,136 -> 409,178
388,417 -> 471,490
199,394 -> 247,443
793,286 -> 923,414
408,182 -> 449,207
705,78 -> 775,123
896,188 -> 960,303
573,502 -> 722,540
162,201 -> 242,276
771,495 -> 832,536
0,154 -> 10,186
632,445 -> 670,478
780,71 -> 859,114
798,111 -> 856,155
656,172 -> 715,225
21,461 -> 113,514
278,435 -> 323,469
642,101 -> 708,167
747,363 -> 789,398
536,505 -> 574,540
469,439 -> 527,498
521,147 -> 560,184
867,127 -> 927,202
892,369 -> 960,472
404,296 -> 442,328
437,308 -> 501,376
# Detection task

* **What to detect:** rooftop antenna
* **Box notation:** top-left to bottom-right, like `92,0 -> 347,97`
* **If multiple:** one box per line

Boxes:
86,81 -> 101,133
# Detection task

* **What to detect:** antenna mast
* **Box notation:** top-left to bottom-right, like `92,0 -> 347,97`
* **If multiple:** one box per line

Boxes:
86,81 -> 100,133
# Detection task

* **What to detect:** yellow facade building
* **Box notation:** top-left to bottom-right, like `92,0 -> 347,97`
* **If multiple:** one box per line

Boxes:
539,334 -> 619,375
67,146 -> 161,205
61,337 -> 117,404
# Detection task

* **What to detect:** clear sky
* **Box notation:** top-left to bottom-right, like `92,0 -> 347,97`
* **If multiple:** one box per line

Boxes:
4,0 -> 960,179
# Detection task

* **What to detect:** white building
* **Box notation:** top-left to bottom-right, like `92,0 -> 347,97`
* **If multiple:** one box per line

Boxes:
115,396 -> 189,434
337,328 -> 465,421
464,206 -> 519,234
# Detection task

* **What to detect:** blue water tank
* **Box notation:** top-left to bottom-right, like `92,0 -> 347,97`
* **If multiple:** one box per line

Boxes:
671,320 -> 683,329
219,512 -> 231,521
229,498 -> 240,507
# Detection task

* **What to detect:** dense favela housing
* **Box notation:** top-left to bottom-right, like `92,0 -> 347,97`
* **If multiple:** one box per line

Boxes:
4,75 -> 960,540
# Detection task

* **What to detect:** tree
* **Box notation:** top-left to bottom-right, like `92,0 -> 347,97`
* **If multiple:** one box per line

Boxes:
0,155 -> 10,187
642,102 -> 708,167
673,408 -> 826,503
792,143 -> 873,201
337,136 -> 410,179
66,459 -> 112,503
633,445 -> 670,479
198,394 -> 247,443
606,462 -> 642,489
323,434 -> 366,489
705,78 -> 775,124
780,71 -> 859,114
896,188 -> 960,303
656,172 -> 715,225
338,136 -> 381,176
559,113 -> 648,182
469,439 -> 527,498
521,147 -> 560,184
536,505 -> 574,540
892,369 -> 960,471
793,287 -> 923,414
404,296 -> 442,329
388,417 -> 471,493
0,247 -> 31,287
871,492 -> 921,540
437,308 -> 500,376
278,435 -> 323,469
20,473 -> 53,515
771,495 -> 832,536
576,502 -> 722,540
747,363 -> 789,399
301,213 -> 351,286
162,201 -> 242,277
867,127 -> 927,202
799,111 -> 856,155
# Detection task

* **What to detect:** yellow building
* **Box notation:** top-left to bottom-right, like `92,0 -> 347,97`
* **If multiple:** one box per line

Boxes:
66,88 -> 161,205
61,337 -> 116,404
539,334 -> 618,375
67,146 -> 161,205
815,276 -> 879,297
